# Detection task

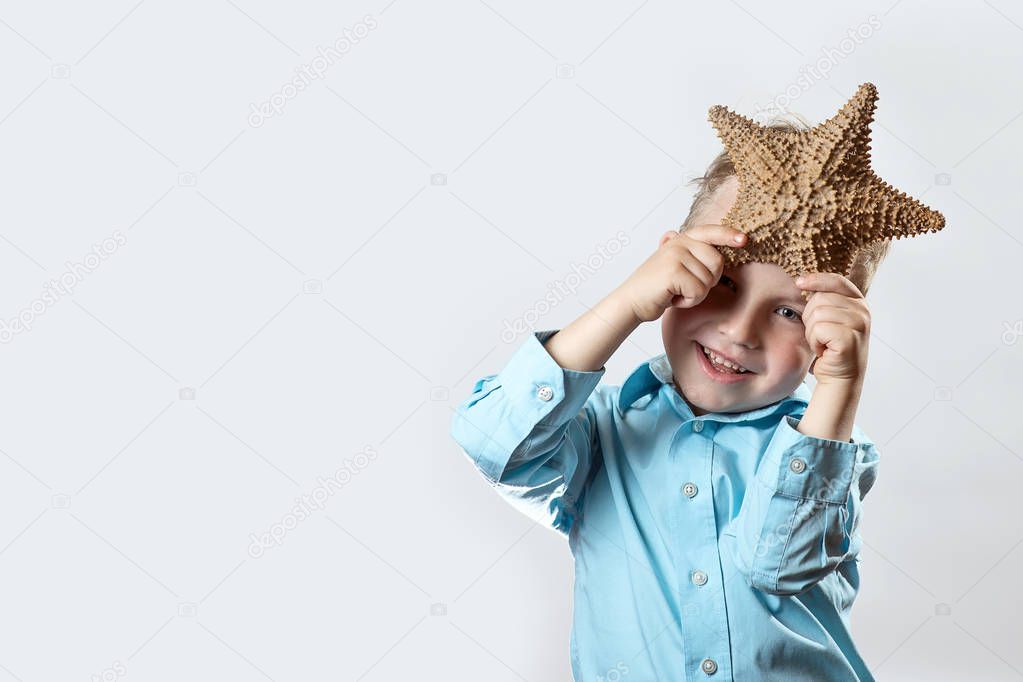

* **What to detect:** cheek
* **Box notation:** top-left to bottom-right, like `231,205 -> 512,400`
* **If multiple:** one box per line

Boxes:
662,308 -> 706,355
661,308 -> 685,342
767,337 -> 813,375
662,306 -> 707,336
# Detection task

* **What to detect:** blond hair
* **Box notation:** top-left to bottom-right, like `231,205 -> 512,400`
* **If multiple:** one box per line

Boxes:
680,114 -> 891,297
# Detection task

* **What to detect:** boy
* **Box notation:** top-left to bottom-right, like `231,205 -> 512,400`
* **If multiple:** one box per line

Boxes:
450,119 -> 887,681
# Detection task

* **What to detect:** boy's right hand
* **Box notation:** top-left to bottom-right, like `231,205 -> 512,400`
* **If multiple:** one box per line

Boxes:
615,224 -> 748,323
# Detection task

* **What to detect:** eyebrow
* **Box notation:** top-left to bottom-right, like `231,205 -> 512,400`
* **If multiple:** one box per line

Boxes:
777,295 -> 807,309
726,275 -> 806,309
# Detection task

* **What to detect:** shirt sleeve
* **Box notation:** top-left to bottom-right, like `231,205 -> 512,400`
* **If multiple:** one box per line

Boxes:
449,329 -> 606,536
729,413 -> 881,596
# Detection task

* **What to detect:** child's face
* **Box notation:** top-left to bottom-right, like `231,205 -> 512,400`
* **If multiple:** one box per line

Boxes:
660,176 -> 816,416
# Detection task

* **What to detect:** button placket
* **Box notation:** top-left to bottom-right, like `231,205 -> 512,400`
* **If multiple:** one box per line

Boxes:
677,418 -> 727,680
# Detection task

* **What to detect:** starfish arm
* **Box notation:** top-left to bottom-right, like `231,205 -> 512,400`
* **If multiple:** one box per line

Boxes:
709,106 -> 788,190
821,82 -> 879,180
864,175 -> 946,240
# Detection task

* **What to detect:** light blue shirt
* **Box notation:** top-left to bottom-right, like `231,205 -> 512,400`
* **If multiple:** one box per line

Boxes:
450,329 -> 880,681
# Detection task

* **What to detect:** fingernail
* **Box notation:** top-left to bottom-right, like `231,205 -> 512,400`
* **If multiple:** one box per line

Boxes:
795,276 -> 805,285
734,235 -> 744,243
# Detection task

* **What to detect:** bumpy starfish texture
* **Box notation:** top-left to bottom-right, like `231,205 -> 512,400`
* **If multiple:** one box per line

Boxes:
707,82 -> 945,297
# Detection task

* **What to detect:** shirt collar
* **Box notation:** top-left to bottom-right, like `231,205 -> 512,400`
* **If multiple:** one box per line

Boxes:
617,352 -> 813,421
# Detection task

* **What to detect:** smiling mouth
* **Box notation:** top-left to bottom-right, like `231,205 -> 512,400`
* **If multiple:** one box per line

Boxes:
696,342 -> 755,375
689,341 -> 756,388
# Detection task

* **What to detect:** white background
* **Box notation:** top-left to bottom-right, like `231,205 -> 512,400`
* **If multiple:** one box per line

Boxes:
0,0 -> 1019,680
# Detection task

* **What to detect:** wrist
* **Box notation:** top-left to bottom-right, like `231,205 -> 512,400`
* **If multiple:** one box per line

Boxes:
800,380 -> 862,442
607,285 -> 644,327
814,375 -> 863,396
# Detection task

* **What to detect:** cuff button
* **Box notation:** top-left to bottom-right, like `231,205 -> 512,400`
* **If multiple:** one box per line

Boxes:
536,385 -> 554,401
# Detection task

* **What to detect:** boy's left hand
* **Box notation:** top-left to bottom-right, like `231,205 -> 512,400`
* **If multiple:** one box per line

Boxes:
794,272 -> 870,386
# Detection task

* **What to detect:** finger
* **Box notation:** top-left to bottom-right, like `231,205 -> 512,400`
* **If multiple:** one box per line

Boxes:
677,249 -> 717,291
668,269 -> 707,308
805,320 -> 853,359
803,292 -> 867,323
668,251 -> 719,308
684,239 -> 728,282
794,271 -> 863,298
668,247 -> 726,308
802,292 -> 857,316
802,306 -> 865,335
681,222 -> 748,248
665,233 -> 727,282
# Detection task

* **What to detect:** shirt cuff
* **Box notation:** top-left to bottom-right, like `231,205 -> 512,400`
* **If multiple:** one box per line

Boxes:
756,414 -> 860,504
497,329 -> 605,423
470,329 -> 604,481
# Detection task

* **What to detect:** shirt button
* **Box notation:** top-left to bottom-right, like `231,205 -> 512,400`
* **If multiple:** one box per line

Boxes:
692,569 -> 708,586
536,385 -> 554,401
682,482 -> 698,498
701,658 -> 718,675
789,457 -> 806,473
693,420 -> 704,432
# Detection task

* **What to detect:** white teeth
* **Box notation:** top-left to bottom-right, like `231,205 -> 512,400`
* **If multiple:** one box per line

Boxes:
701,345 -> 749,373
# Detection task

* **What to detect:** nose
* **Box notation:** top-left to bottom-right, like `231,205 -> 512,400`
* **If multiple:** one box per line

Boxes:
716,305 -> 759,351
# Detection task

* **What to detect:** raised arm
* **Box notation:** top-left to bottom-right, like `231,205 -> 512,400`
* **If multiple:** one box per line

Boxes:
449,290 -> 640,535
547,222 -> 751,371
451,223 -> 749,533
731,270 -> 879,595
729,415 -> 880,596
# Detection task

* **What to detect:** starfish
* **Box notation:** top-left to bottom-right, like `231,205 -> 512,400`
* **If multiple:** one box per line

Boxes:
706,82 -> 945,297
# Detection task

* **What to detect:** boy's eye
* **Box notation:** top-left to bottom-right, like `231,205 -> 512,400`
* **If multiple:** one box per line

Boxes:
778,306 -> 803,323
717,276 -> 802,322
717,275 -> 802,322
